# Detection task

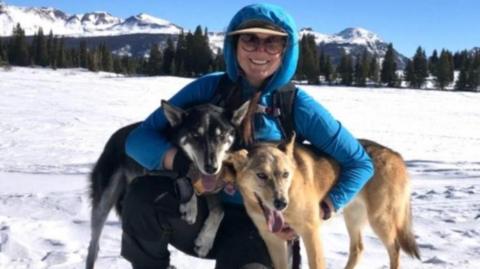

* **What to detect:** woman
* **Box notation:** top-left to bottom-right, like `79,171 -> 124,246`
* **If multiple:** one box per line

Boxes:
122,3 -> 374,269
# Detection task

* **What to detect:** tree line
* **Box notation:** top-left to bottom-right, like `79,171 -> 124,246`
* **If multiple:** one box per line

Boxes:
296,34 -> 480,91
0,24 -> 223,77
1,24 -> 479,92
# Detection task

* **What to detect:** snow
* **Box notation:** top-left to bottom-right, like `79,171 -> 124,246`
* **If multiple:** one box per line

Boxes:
0,67 -> 479,269
134,13 -> 171,27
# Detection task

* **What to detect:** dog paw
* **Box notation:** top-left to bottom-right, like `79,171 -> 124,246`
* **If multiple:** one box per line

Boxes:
180,195 -> 197,225
194,235 -> 214,257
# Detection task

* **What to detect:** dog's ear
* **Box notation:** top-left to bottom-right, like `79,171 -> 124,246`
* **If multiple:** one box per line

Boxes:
224,149 -> 249,175
230,101 -> 250,127
221,159 -> 236,184
278,132 -> 296,157
162,100 -> 187,127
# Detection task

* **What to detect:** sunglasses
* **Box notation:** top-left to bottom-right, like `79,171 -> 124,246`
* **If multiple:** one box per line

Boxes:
238,34 -> 286,55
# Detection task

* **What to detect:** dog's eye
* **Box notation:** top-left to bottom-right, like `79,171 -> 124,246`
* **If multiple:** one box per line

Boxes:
256,173 -> 268,181
282,172 -> 289,178
218,131 -> 232,140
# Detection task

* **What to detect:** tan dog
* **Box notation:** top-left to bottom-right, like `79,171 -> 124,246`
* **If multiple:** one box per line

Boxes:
224,134 -> 420,269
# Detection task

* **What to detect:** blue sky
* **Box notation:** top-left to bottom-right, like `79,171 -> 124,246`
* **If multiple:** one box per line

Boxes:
6,0 -> 480,57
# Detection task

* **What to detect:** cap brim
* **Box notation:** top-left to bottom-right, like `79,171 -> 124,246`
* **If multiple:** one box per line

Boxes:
227,27 -> 288,36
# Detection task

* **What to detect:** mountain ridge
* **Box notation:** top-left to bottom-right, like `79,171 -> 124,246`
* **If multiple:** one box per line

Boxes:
0,2 -> 182,36
0,2 -> 407,67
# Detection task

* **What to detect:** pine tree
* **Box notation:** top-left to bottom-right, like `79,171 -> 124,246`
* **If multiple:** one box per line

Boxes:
412,46 -> 428,88
354,58 -> 364,86
29,31 -> 38,65
174,31 -> 186,76
299,34 -> 319,84
147,43 -> 163,76
467,51 -> 480,91
380,43 -> 397,87
323,56 -> 333,84
455,66 -> 469,91
48,34 -> 58,69
8,23 -> 29,66
453,50 -> 469,71
56,37 -> 66,68
0,37 -> 5,64
66,48 -> 77,67
192,26 -> 202,75
295,37 -> 305,80
188,25 -> 213,76
87,48 -> 99,72
368,55 -> 380,86
35,28 -> 48,67
121,55 -> 137,75
79,40 -> 88,68
184,31 -> 195,76
318,49 -> 325,82
201,26 -> 213,74
337,51 -> 353,86
113,57 -> 125,74
404,60 -> 415,88
354,50 -> 369,87
436,50 -> 454,90
99,43 -> 113,72
212,48 -> 225,71
162,37 -> 175,75
428,49 -> 439,77
45,31 -> 53,67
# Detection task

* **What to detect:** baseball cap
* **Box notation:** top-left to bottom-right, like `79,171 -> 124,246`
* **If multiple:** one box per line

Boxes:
227,20 -> 287,36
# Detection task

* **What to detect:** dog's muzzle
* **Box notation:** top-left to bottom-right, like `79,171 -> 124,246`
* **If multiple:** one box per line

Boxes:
254,192 -> 285,233
273,197 -> 287,211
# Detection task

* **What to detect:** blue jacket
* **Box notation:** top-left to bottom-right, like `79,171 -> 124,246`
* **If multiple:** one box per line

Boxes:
125,3 -> 374,210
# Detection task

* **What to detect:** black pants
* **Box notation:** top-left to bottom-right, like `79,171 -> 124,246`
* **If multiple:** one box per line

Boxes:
121,175 -> 272,269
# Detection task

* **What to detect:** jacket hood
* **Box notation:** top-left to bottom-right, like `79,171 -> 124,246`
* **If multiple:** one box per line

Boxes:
224,3 -> 299,94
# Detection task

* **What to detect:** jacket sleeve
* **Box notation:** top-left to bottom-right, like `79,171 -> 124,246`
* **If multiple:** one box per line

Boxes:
125,73 -> 224,171
293,88 -> 374,210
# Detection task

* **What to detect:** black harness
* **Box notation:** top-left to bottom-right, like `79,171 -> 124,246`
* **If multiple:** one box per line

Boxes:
212,73 -> 300,142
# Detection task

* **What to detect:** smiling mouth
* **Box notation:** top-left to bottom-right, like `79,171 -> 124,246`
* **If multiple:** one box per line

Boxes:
254,192 -> 285,233
250,59 -> 268,65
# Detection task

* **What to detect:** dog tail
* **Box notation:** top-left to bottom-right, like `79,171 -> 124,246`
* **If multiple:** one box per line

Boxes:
397,200 -> 421,259
90,123 -> 140,214
89,141 -> 120,211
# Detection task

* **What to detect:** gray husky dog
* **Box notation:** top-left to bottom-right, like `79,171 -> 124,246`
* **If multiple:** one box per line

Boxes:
85,100 -> 249,269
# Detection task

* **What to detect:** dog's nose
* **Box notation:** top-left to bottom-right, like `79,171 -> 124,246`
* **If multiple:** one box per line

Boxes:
274,198 -> 287,211
204,164 -> 217,174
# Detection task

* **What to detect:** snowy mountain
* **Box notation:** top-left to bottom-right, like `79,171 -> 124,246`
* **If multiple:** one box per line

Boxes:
0,2 -> 182,36
301,27 -> 409,69
0,1 -> 408,66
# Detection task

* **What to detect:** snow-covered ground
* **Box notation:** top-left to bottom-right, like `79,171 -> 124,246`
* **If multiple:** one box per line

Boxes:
0,67 -> 479,269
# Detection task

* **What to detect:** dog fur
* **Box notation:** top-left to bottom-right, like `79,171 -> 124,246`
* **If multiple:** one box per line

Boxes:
224,134 -> 420,269
85,100 -> 249,269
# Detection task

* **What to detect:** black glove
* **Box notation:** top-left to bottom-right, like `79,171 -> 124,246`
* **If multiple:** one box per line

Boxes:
172,150 -> 194,203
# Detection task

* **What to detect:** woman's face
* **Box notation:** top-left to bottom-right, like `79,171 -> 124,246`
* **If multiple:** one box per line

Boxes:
236,33 -> 285,88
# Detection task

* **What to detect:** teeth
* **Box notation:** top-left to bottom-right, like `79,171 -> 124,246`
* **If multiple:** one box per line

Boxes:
251,59 -> 268,65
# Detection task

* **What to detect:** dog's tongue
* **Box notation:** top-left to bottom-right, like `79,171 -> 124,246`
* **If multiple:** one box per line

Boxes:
266,208 -> 285,233
200,174 -> 217,192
